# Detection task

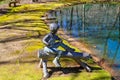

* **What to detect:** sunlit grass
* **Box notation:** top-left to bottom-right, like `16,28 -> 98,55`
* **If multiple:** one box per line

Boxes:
0,63 -> 42,80
25,39 -> 44,52
0,14 -> 41,25
0,61 -> 111,80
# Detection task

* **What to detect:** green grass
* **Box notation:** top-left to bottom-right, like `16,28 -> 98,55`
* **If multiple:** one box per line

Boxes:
0,62 -> 111,80
0,63 -> 42,80
49,70 -> 111,80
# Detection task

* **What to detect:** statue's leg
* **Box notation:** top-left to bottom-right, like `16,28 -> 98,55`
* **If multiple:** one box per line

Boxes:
73,58 -> 92,72
49,55 -> 62,68
53,57 -> 61,67
38,59 -> 43,68
52,50 -> 63,67
37,49 -> 49,78
43,46 -> 62,67
54,42 -> 75,52
60,43 -> 75,52
42,58 -> 49,78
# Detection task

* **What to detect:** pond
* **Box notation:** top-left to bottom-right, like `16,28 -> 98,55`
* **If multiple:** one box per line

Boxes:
50,3 -> 120,71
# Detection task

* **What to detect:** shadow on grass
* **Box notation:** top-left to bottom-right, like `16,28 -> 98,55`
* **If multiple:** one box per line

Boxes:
91,76 -> 113,80
0,59 -> 39,65
47,66 -> 102,78
0,6 -> 49,15
0,19 -> 43,26
0,35 -> 41,43
0,8 -> 11,15
0,24 -> 47,34
90,66 -> 102,70
48,67 -> 82,75
12,9 -> 50,14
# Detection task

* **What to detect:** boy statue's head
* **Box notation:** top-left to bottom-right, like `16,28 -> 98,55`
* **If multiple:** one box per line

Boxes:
49,23 -> 59,34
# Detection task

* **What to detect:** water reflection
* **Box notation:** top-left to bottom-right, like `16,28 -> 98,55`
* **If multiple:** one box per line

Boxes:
51,4 -> 120,70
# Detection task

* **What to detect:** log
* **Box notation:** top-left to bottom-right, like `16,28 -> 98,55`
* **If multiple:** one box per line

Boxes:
38,49 -> 91,59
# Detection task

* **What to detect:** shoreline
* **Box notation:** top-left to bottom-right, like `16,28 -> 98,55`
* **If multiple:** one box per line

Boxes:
57,28 -> 120,80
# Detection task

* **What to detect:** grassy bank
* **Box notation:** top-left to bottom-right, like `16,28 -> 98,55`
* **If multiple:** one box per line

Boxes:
0,2 -> 112,80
